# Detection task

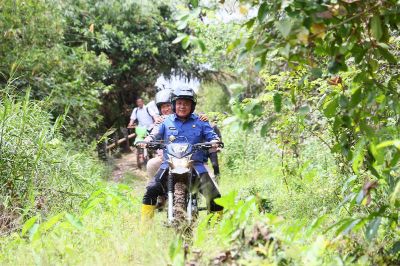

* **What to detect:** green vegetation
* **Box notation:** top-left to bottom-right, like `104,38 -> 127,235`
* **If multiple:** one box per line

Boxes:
1,0 -> 399,265
0,90 -> 106,232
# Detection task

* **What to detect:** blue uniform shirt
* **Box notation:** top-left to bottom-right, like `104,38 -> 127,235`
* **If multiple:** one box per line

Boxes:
152,113 -> 219,174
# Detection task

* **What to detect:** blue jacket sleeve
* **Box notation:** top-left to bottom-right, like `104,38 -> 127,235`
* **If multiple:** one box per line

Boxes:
202,121 -> 219,142
149,121 -> 165,141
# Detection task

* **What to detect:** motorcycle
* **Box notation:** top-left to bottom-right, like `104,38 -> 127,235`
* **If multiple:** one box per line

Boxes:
133,126 -> 149,169
136,138 -> 224,227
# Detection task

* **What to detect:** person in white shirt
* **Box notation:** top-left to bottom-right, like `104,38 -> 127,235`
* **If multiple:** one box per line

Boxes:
127,98 -> 157,130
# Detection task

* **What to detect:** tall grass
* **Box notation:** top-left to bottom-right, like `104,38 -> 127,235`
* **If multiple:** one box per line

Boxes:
0,181 -> 177,265
0,91 -> 105,233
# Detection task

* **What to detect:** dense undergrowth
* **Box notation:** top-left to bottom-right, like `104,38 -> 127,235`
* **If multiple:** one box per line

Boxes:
186,125 -> 399,265
1,115 -> 398,265
0,92 -> 106,234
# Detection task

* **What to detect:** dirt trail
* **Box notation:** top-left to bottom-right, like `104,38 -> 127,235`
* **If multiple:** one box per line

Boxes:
111,149 -> 148,183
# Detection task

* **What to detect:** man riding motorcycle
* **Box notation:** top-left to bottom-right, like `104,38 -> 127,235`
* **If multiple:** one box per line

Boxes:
146,89 -> 210,179
140,87 -> 223,221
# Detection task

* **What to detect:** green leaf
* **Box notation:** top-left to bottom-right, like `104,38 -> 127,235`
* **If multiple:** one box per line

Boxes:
257,3 -> 268,23
350,88 -> 362,108
260,124 -> 268,137
339,95 -> 349,108
342,219 -> 362,235
29,223 -> 40,241
310,215 -> 328,231
276,19 -> 292,38
172,33 -> 187,44
390,241 -> 400,255
244,18 -> 256,29
227,39 -> 241,53
260,116 -> 276,137
65,213 -> 83,230
370,15 -> 383,41
273,93 -> 282,112
360,120 -> 375,138
181,35 -> 190,49
365,217 -> 381,241
341,175 -> 358,194
352,138 -> 366,174
191,37 -> 206,52
169,238 -> 184,265
332,218 -> 354,236
214,191 -> 237,209
176,20 -> 188,30
190,0 -> 199,8
390,181 -> 400,207
245,38 -> 256,51
280,43 -> 291,58
21,215 -> 39,237
311,68 -> 322,78
323,97 -> 338,118
39,212 -> 65,233
352,46 -> 367,64
377,43 -> 397,64
356,189 -> 365,204
376,139 -> 400,150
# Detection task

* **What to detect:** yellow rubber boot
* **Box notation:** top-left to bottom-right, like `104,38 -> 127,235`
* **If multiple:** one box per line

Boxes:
141,204 -> 156,223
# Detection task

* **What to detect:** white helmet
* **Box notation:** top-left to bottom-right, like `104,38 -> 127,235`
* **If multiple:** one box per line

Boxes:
155,89 -> 172,111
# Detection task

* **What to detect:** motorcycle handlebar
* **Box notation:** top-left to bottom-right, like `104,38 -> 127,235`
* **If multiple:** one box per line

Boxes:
135,141 -> 165,150
193,141 -> 224,150
135,141 -> 224,150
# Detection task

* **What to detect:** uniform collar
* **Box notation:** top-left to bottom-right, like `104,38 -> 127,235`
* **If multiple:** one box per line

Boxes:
172,113 -> 196,121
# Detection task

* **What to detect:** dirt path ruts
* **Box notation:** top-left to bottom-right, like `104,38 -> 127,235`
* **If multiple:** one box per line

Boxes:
111,149 -> 148,183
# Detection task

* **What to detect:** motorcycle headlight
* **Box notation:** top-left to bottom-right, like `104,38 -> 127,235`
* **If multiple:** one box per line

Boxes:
169,157 -> 190,168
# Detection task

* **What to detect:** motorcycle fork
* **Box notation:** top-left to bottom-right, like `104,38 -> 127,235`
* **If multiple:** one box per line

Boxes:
187,171 -> 193,222
167,173 -> 174,224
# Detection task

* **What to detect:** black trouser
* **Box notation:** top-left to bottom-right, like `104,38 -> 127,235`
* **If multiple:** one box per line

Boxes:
142,168 -> 223,212
209,152 -> 220,176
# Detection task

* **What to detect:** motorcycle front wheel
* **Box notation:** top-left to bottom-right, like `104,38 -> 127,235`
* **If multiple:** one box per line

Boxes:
173,182 -> 187,226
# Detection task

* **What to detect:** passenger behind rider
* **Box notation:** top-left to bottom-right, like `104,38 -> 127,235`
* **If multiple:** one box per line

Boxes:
140,87 -> 223,221
145,89 -> 174,179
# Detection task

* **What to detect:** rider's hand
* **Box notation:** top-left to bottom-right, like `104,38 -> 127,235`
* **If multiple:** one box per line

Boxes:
210,139 -> 219,148
127,121 -> 135,128
199,113 -> 209,122
139,142 -> 148,149
154,116 -> 165,124
144,136 -> 152,142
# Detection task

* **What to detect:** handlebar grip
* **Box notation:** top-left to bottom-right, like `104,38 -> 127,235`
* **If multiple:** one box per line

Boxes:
135,141 -> 165,150
193,141 -> 224,149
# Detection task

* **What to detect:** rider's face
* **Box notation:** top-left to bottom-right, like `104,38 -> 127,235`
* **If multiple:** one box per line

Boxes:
160,103 -> 172,115
175,99 -> 192,118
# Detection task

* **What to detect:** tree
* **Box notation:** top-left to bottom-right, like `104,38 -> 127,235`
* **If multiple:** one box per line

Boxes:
230,0 -> 400,247
62,0 -> 191,128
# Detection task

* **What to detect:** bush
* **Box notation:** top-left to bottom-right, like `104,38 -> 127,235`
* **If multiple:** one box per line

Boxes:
0,93 -> 106,233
